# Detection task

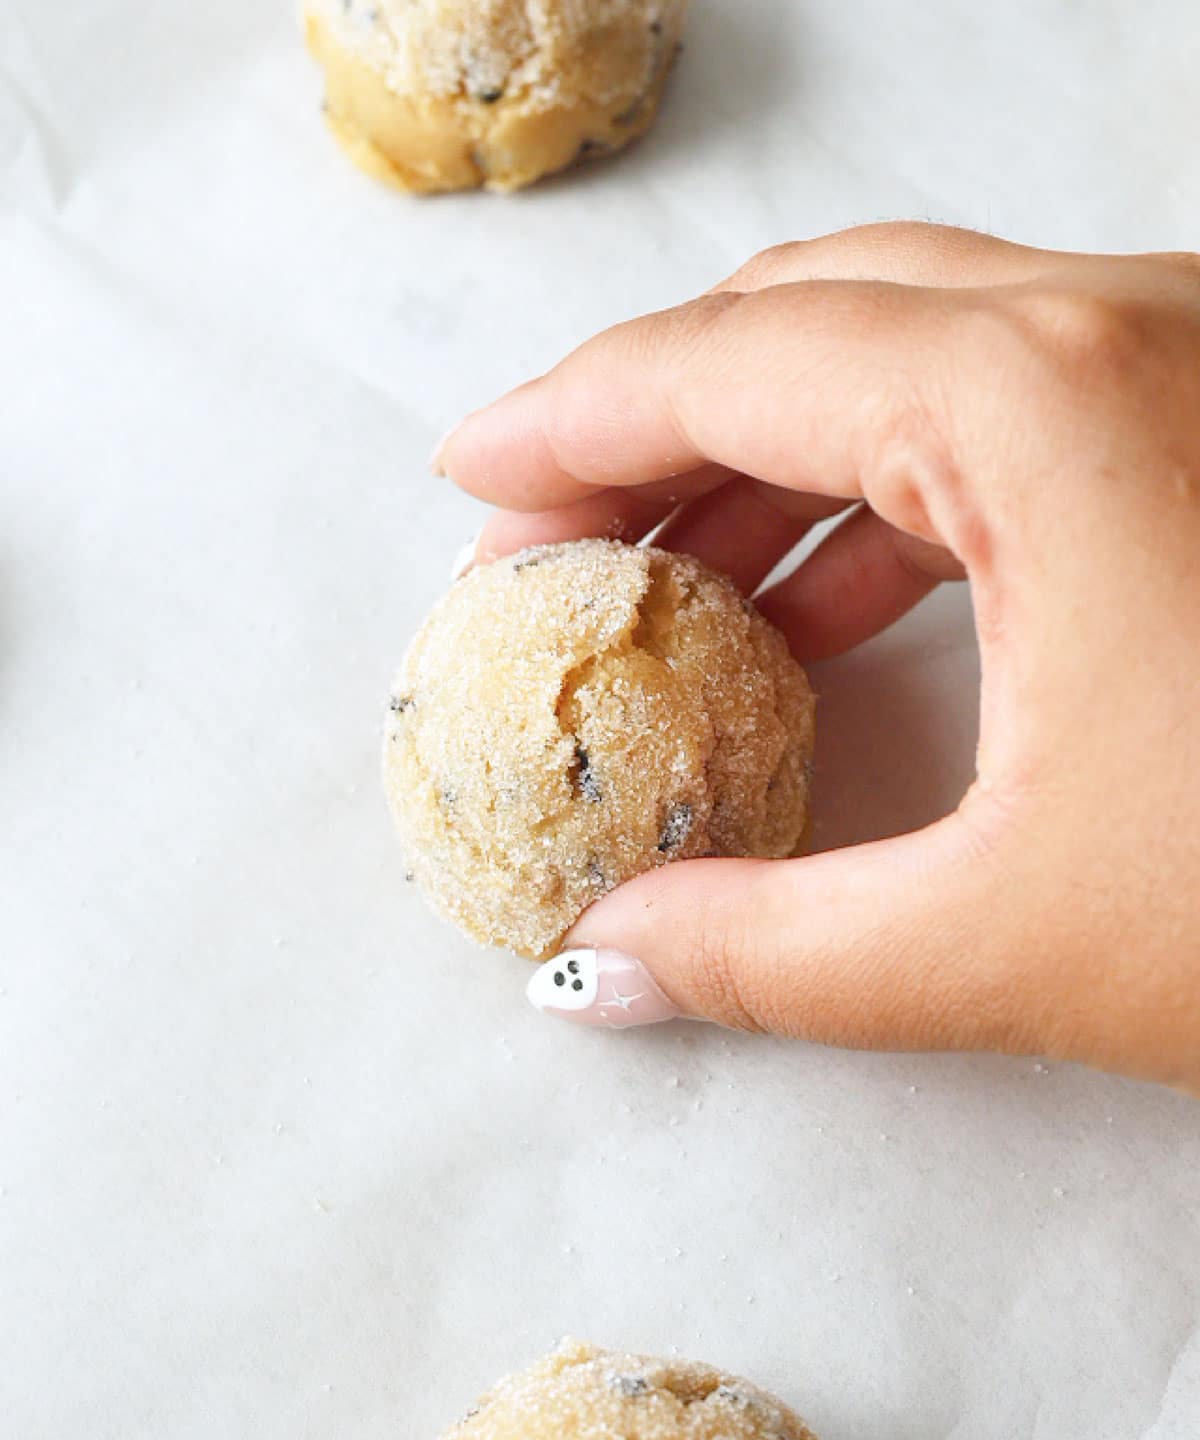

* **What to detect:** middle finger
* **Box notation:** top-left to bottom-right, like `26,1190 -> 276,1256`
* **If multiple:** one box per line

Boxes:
652,477 -> 849,595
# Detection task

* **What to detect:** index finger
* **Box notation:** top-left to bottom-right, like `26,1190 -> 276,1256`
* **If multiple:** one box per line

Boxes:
432,294 -> 748,511
437,279 -> 960,547
434,220 -> 1061,525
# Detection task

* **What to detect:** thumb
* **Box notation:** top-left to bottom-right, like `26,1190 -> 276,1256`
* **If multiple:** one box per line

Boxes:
525,811 -> 1028,1055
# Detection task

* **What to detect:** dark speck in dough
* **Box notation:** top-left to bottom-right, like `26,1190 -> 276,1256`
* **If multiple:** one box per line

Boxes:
571,744 -> 603,803
587,857 -> 613,893
657,802 -> 693,853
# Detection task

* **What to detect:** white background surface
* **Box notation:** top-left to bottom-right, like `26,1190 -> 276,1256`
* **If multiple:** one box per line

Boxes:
3,3 -> 1199,1437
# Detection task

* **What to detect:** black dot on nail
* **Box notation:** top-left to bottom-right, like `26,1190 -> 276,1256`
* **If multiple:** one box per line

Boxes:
567,959 -> 580,975
572,979 -> 583,991
554,971 -> 565,987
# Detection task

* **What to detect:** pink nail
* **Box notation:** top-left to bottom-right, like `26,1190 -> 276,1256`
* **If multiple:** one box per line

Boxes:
429,424 -> 459,476
526,948 -> 681,1029
450,533 -> 479,581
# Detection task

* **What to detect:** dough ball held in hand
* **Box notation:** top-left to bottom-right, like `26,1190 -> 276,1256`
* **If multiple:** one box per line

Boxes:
304,0 -> 689,193
443,1339 -> 818,1439
384,540 -> 816,960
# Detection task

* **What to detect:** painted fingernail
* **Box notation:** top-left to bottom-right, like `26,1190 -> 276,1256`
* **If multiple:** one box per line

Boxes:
450,533 -> 479,581
526,947 -> 681,1029
429,424 -> 459,476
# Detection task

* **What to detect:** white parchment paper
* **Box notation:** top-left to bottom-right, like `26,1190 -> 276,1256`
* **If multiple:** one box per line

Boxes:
2,3 -> 1199,1437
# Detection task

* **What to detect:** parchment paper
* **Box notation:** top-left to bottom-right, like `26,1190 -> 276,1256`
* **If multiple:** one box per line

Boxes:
2,3 -> 1198,1437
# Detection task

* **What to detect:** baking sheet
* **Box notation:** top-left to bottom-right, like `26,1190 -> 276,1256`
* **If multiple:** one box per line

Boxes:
2,2 -> 1198,1437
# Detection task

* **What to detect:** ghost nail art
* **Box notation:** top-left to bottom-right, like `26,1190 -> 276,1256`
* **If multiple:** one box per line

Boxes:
527,949 -> 600,1010
526,947 -> 682,1029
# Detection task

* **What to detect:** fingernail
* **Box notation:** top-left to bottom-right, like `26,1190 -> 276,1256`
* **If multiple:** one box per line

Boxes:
450,533 -> 479,581
429,424 -> 459,476
526,947 -> 681,1029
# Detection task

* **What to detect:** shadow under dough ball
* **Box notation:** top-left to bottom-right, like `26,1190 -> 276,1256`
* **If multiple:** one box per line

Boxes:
384,539 -> 816,960
304,0 -> 689,192
442,1339 -> 818,1439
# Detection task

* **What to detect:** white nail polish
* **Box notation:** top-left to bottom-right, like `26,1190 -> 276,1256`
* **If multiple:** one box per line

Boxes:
450,534 -> 478,581
527,947 -> 682,1029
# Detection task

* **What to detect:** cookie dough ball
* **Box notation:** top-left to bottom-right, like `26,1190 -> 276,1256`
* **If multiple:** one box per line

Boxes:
304,0 -> 688,193
443,1339 -> 818,1439
384,540 -> 815,959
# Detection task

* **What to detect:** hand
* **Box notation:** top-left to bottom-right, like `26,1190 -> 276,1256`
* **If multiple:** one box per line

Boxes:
434,223 -> 1200,1092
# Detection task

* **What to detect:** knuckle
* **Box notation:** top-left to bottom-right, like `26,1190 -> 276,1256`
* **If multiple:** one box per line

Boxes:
726,241 -> 808,290
637,291 -> 746,366
558,294 -> 743,434
1003,285 -> 1147,379
725,223 -> 979,290
846,218 -> 966,257
820,221 -> 1000,282
863,384 -> 974,553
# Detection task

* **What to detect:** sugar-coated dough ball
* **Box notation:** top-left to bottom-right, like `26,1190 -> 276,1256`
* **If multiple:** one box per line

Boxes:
384,540 -> 815,959
442,1339 -> 819,1439
304,0 -> 688,193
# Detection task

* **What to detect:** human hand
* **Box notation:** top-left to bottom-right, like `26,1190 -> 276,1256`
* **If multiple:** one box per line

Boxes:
434,223 -> 1200,1092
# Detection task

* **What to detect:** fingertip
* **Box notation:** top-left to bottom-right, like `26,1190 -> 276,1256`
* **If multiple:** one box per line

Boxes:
432,378 -> 599,513
525,947 -> 683,1030
563,856 -> 776,1029
429,423 -> 460,477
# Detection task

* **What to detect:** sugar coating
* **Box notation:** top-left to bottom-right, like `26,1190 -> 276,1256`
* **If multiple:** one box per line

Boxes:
384,540 -> 816,960
443,1338 -> 818,1439
303,0 -> 688,192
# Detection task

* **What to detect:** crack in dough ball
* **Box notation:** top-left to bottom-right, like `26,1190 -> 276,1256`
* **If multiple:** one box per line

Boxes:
442,1339 -> 819,1439
384,540 -> 816,959
304,0 -> 689,193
